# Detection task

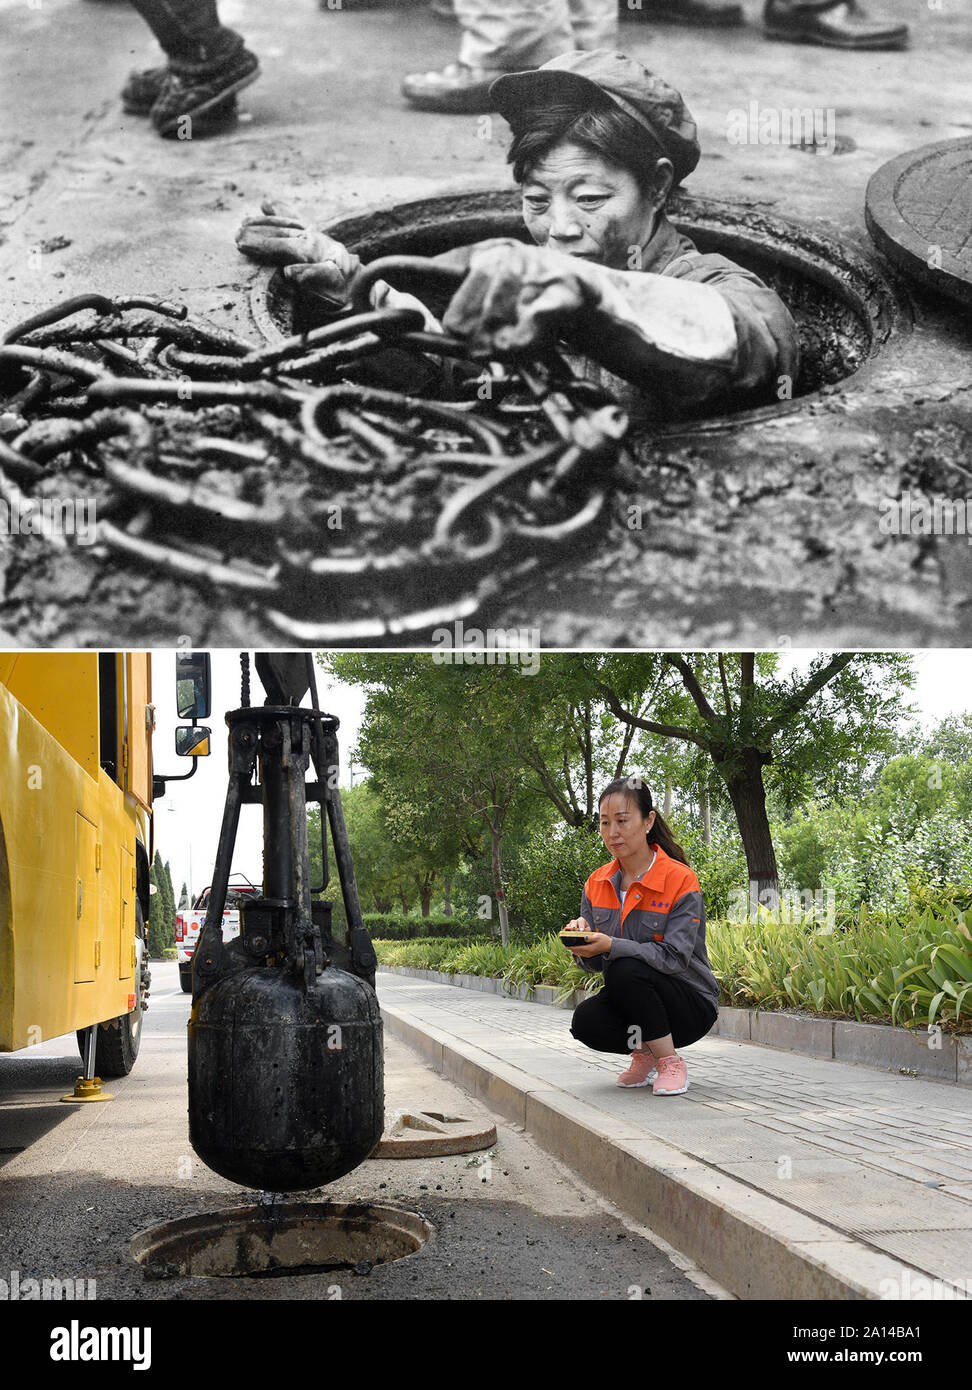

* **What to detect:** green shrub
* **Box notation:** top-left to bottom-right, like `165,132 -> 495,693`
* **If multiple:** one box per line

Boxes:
707,901 -> 972,1031
360,913 -> 481,940
376,900 -> 972,1033
506,823 -> 607,943
371,937 -> 485,970
373,932 -> 598,1001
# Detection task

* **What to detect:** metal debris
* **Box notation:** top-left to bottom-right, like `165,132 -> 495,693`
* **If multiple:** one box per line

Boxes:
0,264 -> 630,638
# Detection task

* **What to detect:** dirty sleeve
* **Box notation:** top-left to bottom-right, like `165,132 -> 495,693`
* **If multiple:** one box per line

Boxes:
562,256 -> 800,408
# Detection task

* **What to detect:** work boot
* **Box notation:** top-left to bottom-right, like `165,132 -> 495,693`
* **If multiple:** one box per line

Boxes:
620,0 -> 745,24
121,65 -> 169,115
150,48 -> 260,138
122,65 -> 238,122
763,0 -> 909,47
401,61 -> 507,113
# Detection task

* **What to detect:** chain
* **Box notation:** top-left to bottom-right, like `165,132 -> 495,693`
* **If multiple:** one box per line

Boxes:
0,266 -> 629,637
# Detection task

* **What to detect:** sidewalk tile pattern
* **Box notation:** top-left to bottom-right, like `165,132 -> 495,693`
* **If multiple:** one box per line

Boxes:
378,975 -> 972,1288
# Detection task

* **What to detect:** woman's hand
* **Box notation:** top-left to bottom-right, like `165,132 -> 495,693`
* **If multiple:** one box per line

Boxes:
562,919 -> 612,958
441,240 -> 594,356
235,199 -> 361,302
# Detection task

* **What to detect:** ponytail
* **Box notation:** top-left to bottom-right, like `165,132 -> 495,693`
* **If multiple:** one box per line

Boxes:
647,809 -> 690,866
598,776 -> 691,867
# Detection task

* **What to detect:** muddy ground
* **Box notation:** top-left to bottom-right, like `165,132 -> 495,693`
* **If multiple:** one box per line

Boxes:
0,963 -> 722,1301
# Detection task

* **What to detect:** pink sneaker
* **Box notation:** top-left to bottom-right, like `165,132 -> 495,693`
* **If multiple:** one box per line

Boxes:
652,1053 -> 689,1095
617,1051 -> 658,1087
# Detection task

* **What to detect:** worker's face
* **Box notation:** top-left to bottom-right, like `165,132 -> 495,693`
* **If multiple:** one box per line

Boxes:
521,142 -> 671,271
599,794 -> 656,861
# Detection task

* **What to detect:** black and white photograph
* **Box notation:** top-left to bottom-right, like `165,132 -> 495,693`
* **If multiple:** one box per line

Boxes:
0,0 -> 968,645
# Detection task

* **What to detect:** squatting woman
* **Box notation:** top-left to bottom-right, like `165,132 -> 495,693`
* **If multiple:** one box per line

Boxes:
564,777 -> 720,1095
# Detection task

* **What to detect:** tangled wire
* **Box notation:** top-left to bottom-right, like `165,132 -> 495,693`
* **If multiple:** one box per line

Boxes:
0,257 -> 630,640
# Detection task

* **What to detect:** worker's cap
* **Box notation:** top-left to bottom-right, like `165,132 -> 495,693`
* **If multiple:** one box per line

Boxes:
490,50 -> 701,185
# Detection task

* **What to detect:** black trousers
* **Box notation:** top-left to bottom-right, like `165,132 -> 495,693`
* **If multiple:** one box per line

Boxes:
570,955 -> 717,1055
129,0 -> 244,69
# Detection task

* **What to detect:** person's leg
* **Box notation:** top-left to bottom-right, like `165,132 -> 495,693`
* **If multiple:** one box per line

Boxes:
454,0 -> 575,71
566,0 -> 618,49
403,0 -> 576,112
128,0 -> 244,69
125,0 -> 260,136
619,0 -> 744,27
576,957 -> 716,1092
762,0 -> 908,48
602,957 -> 714,1048
570,987 -> 636,1055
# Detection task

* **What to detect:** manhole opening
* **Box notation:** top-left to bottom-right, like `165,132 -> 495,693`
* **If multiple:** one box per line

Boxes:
130,1201 -> 432,1279
251,188 -> 904,414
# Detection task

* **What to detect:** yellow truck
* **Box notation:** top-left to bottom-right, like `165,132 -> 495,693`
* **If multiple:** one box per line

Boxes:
0,652 -> 157,1077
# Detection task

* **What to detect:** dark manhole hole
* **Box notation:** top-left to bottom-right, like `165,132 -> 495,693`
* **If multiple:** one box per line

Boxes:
250,186 -> 906,409
130,1201 -> 432,1279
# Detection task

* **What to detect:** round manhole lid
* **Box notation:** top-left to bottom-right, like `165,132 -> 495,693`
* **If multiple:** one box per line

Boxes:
371,1111 -> 496,1158
865,137 -> 972,308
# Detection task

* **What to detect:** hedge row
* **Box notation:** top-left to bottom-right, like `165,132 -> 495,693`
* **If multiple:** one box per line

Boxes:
373,906 -> 972,1032
360,913 -> 484,940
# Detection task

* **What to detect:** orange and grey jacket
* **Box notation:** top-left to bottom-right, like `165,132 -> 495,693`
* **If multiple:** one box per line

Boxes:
578,844 -> 721,1012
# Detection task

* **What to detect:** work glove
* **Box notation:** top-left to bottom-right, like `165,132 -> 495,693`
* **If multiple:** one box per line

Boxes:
235,199 -> 361,305
439,240 -> 592,356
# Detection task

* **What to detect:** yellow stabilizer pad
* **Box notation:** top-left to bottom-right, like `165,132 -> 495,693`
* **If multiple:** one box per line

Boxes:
60,1076 -> 114,1103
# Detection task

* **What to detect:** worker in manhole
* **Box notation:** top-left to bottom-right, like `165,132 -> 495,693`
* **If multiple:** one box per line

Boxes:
236,50 -> 800,421
562,777 -> 720,1097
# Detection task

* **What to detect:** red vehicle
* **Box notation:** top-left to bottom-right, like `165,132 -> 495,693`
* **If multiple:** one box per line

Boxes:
174,876 -> 259,993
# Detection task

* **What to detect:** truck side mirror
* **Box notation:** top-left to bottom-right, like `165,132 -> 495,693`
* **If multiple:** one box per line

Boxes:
176,726 -> 212,757
176,653 -> 212,720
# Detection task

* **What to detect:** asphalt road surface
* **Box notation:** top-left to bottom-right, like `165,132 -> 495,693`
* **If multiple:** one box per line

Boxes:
0,961 -> 727,1301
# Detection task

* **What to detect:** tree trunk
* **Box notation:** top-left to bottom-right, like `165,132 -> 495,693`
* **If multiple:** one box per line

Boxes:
721,750 -> 779,910
663,778 -> 673,816
702,792 -> 711,847
490,826 -> 509,946
442,874 -> 453,917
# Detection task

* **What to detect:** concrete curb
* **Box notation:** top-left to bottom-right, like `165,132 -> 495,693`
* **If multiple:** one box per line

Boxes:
378,966 -> 971,1087
379,998 -> 922,1301
712,1007 -> 970,1086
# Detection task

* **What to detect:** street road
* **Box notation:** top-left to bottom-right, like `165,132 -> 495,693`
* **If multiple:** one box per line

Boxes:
0,961 -> 724,1300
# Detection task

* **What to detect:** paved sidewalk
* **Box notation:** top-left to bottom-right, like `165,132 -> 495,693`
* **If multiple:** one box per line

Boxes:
377,972 -> 972,1301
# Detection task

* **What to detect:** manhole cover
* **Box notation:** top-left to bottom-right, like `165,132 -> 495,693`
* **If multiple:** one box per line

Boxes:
130,1201 -> 431,1279
371,1111 -> 496,1158
865,137 -> 972,308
